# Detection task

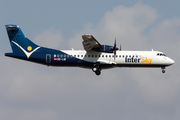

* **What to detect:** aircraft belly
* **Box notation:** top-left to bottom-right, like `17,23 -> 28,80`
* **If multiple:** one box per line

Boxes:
116,63 -> 167,68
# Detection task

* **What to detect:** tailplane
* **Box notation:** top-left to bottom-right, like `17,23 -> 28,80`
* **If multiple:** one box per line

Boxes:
5,24 -> 39,53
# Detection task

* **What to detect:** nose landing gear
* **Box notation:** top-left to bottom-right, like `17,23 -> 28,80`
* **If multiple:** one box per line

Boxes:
92,63 -> 101,76
162,69 -> 165,73
161,67 -> 165,73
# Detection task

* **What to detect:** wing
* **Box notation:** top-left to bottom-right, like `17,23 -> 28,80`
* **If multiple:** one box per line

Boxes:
82,35 -> 101,51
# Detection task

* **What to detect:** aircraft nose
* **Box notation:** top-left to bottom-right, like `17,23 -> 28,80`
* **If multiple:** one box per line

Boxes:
168,58 -> 175,65
171,59 -> 175,64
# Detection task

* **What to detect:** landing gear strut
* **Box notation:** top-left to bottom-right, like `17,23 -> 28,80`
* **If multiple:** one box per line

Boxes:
161,67 -> 165,73
92,63 -> 101,76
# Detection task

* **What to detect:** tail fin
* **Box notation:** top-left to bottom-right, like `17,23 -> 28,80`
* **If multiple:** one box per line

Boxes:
5,24 -> 39,53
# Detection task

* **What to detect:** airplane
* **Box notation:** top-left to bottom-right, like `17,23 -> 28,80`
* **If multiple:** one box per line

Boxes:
4,24 -> 174,75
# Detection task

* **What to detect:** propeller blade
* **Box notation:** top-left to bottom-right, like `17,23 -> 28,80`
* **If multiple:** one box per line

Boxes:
114,38 -> 116,48
114,50 -> 116,60
113,38 -> 117,61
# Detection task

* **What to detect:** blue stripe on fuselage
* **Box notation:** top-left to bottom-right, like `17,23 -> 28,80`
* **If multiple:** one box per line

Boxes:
29,47 -> 92,67
5,46 -> 113,69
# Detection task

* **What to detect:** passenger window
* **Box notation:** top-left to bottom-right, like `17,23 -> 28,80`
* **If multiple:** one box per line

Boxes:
95,55 -> 97,57
122,55 -> 124,58
129,55 -> 131,57
109,55 -> 111,57
102,55 -> 104,57
92,55 -> 94,57
119,55 -> 121,58
81,55 -> 83,57
106,55 -> 107,57
88,55 -> 90,57
74,55 -> 76,57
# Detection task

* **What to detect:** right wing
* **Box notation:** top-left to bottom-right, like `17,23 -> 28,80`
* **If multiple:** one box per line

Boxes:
82,35 -> 102,51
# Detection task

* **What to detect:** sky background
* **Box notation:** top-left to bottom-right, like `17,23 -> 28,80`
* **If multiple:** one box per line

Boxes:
0,0 -> 180,120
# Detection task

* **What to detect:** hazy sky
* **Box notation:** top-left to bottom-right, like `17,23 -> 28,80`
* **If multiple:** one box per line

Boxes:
0,0 -> 180,120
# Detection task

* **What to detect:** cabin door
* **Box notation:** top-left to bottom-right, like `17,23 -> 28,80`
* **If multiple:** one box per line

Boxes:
46,54 -> 51,63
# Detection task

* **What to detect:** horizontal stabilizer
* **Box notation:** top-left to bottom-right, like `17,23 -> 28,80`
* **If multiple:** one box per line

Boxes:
6,25 -> 20,31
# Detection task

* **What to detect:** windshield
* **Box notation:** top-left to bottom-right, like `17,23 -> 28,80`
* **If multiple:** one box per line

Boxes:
157,53 -> 166,56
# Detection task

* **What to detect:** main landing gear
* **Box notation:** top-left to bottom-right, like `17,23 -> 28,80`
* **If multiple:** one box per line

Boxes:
92,63 -> 101,76
161,67 -> 165,73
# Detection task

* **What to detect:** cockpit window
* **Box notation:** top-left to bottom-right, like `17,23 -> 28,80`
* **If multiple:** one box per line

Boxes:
157,53 -> 166,56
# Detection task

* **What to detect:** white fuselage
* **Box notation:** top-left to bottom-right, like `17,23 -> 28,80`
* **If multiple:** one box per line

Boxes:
61,50 -> 174,69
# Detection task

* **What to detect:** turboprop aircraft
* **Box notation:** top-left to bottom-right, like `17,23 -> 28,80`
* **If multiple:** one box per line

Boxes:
5,24 -> 174,75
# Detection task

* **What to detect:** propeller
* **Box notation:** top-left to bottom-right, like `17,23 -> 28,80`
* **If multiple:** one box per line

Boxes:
113,38 -> 118,60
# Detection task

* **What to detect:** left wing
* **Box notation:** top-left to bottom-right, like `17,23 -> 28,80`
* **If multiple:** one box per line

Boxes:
82,35 -> 101,51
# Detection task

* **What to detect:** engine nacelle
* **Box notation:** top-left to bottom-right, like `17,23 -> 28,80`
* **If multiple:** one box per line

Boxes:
92,45 -> 114,53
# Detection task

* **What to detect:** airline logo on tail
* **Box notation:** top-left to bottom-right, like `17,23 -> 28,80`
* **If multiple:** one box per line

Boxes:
12,41 -> 40,59
27,46 -> 32,51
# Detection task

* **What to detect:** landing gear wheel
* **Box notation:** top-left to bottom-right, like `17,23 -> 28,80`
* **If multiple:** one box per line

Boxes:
92,66 -> 98,72
162,69 -> 165,73
92,63 -> 101,76
95,70 -> 101,75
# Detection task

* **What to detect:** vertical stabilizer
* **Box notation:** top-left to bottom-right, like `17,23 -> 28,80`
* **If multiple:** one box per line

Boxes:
5,24 -> 39,53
